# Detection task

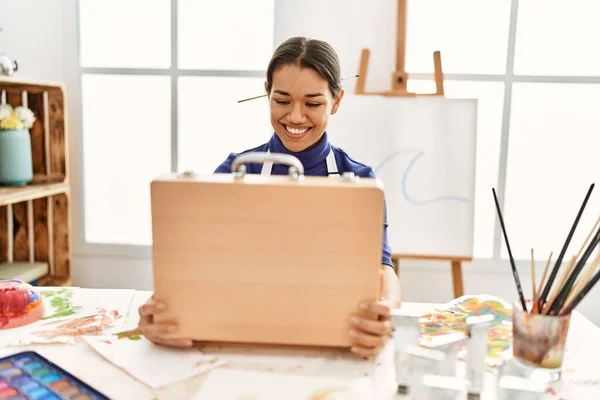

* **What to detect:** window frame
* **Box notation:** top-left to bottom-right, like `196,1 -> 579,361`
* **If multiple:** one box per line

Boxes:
64,0 -> 274,258
411,0 -> 600,263
65,0 -> 600,264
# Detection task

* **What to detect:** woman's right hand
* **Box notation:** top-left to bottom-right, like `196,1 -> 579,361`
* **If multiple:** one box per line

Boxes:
138,297 -> 194,348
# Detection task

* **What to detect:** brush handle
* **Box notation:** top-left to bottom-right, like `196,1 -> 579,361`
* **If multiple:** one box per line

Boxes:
548,227 -> 600,314
538,183 -> 595,310
492,188 -> 527,311
560,262 -> 600,315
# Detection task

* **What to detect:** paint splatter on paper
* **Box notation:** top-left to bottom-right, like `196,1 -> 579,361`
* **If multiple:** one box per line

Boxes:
34,308 -> 122,338
420,295 -> 513,366
0,288 -> 133,347
40,288 -> 78,320
115,328 -> 142,341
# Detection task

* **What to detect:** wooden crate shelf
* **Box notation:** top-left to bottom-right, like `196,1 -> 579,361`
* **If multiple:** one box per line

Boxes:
0,262 -> 48,283
0,182 -> 69,206
0,77 -> 71,286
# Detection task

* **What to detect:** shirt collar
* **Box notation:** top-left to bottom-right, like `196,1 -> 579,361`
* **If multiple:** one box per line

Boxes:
267,131 -> 331,171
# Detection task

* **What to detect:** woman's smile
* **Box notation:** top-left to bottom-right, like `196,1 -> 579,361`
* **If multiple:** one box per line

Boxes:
281,123 -> 312,140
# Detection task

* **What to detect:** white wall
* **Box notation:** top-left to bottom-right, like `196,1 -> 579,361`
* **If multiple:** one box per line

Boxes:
0,0 -> 65,83
1,1 -> 599,324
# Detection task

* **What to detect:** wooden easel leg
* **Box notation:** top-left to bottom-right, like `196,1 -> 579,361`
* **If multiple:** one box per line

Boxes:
355,49 -> 370,95
390,0 -> 409,94
451,260 -> 464,298
433,51 -> 444,96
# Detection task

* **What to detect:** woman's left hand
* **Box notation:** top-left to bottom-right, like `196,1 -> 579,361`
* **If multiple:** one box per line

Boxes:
348,299 -> 393,357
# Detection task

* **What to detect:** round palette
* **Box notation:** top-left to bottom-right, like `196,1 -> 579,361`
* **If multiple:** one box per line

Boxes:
0,280 -> 44,329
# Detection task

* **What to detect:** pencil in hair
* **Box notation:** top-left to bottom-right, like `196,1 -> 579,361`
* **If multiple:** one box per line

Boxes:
538,183 -> 595,310
237,94 -> 267,103
237,75 -> 359,103
492,188 -> 527,311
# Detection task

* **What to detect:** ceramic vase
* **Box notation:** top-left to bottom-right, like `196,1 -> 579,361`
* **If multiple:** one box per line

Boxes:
0,129 -> 33,186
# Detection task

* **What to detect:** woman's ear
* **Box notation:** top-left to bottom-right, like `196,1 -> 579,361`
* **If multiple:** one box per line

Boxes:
331,89 -> 345,115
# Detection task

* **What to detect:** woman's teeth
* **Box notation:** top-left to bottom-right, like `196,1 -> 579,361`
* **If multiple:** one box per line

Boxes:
285,125 -> 309,135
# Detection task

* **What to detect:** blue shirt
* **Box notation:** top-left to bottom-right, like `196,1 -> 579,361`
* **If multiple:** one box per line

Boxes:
214,132 -> 393,267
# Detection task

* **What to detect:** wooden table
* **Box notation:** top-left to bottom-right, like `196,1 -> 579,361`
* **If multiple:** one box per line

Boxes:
0,288 -> 598,399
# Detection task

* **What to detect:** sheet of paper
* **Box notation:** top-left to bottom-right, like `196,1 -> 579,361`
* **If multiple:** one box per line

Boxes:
559,312 -> 600,384
83,334 -> 225,389
0,288 -> 134,346
193,368 -> 373,400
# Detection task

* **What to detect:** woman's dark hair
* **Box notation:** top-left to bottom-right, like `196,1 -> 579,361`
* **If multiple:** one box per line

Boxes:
265,37 -> 342,98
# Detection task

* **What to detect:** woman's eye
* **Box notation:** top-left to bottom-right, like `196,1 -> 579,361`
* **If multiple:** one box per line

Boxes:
306,103 -> 321,108
274,99 -> 289,105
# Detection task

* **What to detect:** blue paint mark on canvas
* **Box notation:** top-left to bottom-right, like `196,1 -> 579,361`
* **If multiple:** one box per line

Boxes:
374,149 -> 470,206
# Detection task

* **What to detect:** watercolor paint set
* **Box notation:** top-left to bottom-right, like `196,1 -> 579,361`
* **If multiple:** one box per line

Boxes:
0,351 -> 108,400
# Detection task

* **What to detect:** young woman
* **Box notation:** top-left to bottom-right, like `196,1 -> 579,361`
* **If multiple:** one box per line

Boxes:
139,37 -> 402,357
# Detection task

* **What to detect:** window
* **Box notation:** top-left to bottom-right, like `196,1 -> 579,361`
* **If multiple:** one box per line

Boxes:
76,0 -> 275,247
406,0 -> 600,261
73,0 -> 600,262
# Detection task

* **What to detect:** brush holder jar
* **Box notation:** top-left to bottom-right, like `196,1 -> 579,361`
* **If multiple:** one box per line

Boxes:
512,300 -> 571,381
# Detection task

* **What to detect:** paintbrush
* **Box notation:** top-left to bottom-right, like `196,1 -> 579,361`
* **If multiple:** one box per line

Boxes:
492,188 -> 527,311
551,214 -> 600,311
559,248 -> 600,315
530,249 -> 538,313
538,183 -> 595,310
237,74 -> 360,103
547,223 -> 600,314
562,249 -> 600,311
535,251 -> 553,311
542,255 -> 577,315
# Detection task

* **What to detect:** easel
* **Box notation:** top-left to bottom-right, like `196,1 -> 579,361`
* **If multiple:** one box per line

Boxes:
356,0 -> 470,298
354,0 -> 445,97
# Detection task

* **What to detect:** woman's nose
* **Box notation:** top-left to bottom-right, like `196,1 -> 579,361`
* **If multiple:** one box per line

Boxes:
288,104 -> 305,124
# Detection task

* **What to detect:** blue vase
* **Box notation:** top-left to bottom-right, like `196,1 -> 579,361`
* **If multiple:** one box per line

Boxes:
0,129 -> 33,186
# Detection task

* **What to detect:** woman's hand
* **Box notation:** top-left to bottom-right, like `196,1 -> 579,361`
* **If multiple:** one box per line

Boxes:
348,299 -> 393,357
138,297 -> 194,348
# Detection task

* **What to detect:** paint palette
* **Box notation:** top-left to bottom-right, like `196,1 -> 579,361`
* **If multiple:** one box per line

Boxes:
0,280 -> 44,330
0,351 -> 108,399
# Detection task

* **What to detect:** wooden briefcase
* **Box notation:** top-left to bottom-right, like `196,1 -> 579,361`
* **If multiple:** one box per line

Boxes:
150,152 -> 385,347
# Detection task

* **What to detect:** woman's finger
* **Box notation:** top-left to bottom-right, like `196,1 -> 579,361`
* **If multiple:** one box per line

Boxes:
350,344 -> 384,357
141,323 -> 181,339
138,302 -> 156,318
348,327 -> 388,349
350,316 -> 393,337
360,301 -> 391,318
150,336 -> 194,348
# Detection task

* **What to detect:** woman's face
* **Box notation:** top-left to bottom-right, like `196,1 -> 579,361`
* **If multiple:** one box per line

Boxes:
268,64 -> 343,152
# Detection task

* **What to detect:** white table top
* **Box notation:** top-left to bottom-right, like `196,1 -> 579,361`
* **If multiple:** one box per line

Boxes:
0,288 -> 598,399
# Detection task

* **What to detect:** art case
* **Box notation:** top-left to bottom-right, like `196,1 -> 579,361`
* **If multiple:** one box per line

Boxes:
150,152 -> 385,347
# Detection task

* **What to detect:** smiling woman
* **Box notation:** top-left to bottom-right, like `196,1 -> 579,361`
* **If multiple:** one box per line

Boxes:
268,64 -> 340,152
138,36 -> 402,358
264,37 -> 343,152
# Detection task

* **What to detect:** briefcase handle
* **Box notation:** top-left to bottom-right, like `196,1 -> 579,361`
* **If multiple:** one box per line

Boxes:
232,152 -> 304,180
